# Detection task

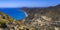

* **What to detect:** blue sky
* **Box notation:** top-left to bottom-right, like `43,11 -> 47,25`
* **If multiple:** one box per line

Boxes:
0,0 -> 60,20
0,0 -> 60,7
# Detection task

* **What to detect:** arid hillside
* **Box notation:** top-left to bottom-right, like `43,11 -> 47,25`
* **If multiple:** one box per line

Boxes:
21,4 -> 60,30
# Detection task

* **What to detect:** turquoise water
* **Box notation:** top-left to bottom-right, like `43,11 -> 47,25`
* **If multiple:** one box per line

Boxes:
0,8 -> 26,20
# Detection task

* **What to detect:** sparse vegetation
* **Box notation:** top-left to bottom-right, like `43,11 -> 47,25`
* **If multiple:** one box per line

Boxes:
21,4 -> 60,30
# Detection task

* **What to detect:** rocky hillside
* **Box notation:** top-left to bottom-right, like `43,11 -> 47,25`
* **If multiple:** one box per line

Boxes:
21,4 -> 60,30
0,12 -> 34,30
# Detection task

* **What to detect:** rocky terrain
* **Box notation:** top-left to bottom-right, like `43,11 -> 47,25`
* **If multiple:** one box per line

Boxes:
21,4 -> 60,30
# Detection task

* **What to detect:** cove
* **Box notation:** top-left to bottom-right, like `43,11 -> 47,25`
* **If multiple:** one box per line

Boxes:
0,8 -> 26,20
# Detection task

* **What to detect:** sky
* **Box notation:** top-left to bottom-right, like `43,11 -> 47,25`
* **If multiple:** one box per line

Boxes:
0,0 -> 60,7
0,0 -> 60,20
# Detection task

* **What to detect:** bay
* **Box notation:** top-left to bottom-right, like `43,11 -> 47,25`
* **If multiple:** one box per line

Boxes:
0,8 -> 26,20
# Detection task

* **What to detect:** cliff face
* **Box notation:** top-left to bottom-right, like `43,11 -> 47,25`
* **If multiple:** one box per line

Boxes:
21,4 -> 60,30
0,12 -> 34,30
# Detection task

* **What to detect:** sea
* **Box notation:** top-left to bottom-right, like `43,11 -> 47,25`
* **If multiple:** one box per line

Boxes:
0,8 -> 26,20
